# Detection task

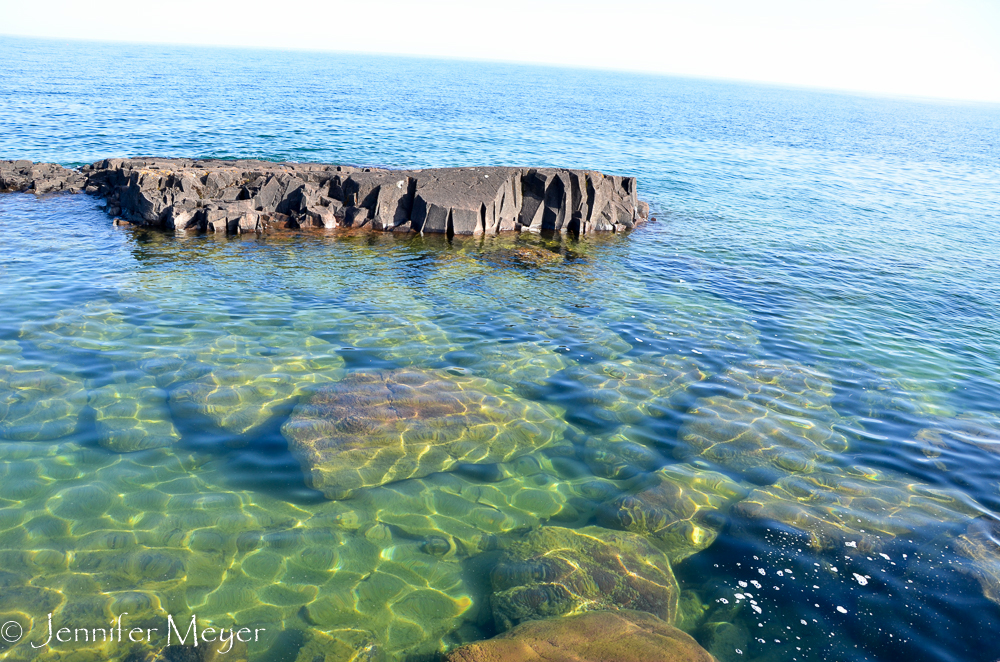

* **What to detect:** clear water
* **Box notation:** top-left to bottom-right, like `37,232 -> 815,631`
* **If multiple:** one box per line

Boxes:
2,35 -> 1000,662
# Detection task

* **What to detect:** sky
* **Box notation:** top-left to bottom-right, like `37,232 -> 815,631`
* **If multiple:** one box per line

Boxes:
1,0 -> 999,103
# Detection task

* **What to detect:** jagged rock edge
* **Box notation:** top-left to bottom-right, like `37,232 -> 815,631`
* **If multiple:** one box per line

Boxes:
0,158 -> 651,235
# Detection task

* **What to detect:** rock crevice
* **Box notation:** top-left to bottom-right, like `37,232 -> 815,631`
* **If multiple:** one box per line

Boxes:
0,158 -> 650,235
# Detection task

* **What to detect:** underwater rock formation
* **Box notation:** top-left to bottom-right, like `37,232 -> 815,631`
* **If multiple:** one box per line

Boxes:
282,369 -> 567,499
955,516 -> 1000,606
444,610 -> 715,662
485,526 -> 680,631
597,463 -> 749,563
169,332 -> 346,436
0,341 -> 87,442
676,360 -> 850,484
550,354 -> 707,430
915,412 -> 1000,456
0,158 -> 649,235
733,466 -> 980,552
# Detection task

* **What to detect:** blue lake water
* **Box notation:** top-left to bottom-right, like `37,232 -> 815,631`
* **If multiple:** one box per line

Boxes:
2,35 -> 1000,662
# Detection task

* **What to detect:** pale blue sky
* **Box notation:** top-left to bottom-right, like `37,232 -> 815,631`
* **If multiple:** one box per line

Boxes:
2,0 -> 999,102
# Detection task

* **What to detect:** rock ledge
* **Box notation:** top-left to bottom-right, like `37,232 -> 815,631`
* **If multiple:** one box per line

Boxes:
0,158 -> 649,235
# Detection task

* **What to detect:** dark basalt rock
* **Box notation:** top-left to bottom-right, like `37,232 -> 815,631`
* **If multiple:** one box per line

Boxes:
0,158 -> 649,236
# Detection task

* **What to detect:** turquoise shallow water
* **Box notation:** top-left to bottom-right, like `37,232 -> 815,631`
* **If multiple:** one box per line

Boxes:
2,35 -> 1000,662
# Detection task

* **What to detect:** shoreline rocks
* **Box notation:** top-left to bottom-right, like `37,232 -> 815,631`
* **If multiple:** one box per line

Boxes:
0,158 -> 650,235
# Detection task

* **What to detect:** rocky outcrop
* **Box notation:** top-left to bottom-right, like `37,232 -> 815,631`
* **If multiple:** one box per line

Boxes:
0,158 -> 649,235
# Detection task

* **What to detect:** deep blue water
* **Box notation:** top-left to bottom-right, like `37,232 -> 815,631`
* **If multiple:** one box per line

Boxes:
2,35 -> 1000,662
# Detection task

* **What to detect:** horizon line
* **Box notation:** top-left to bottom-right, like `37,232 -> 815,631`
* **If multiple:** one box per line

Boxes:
3,32 -> 999,108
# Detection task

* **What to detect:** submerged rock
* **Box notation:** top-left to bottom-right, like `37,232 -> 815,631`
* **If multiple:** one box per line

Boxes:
349,463 -> 618,557
954,516 -> 1000,606
551,354 -> 707,429
597,463 -> 749,562
444,610 -> 715,662
583,427 -> 670,479
450,341 -> 571,397
734,466 -> 980,552
293,627 -> 383,662
0,158 -> 648,235
282,369 -> 566,499
677,360 -> 850,484
486,526 -> 679,631
88,373 -> 181,452
914,411 -> 1000,458
0,359 -> 87,441
171,333 -> 346,435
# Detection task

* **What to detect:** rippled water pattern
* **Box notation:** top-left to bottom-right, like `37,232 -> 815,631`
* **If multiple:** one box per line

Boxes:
2,36 -> 1000,662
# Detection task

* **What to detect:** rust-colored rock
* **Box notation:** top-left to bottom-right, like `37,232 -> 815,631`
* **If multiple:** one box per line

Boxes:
444,610 -> 716,662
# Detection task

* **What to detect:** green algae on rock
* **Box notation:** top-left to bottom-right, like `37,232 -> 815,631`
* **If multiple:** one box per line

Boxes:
444,609 -> 715,662
283,369 -> 567,499
677,360 -> 850,484
486,526 -> 680,631
733,466 -> 981,552
597,463 -> 749,563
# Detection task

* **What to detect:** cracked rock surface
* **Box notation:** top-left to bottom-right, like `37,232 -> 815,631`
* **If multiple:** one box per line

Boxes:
0,158 -> 649,235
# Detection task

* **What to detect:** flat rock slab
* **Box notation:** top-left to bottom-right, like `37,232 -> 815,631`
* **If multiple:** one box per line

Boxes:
282,369 -> 567,499
0,158 -> 649,236
444,610 -> 716,662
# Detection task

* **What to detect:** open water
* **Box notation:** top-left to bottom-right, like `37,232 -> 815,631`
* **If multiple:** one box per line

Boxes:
2,35 -> 1000,662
